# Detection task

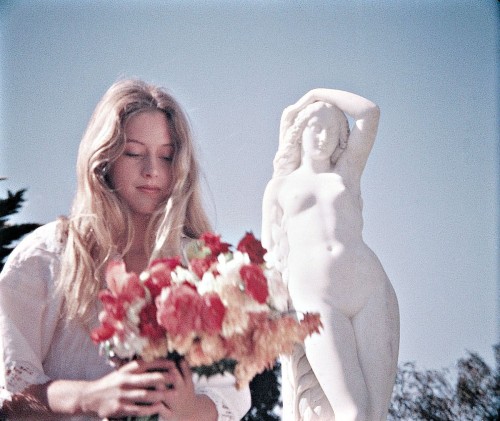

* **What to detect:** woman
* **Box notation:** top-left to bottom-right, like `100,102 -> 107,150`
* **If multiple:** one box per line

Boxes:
0,79 -> 251,420
262,89 -> 399,421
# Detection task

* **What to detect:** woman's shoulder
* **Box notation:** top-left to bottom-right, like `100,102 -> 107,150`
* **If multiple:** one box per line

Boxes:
19,219 -> 67,251
1,219 -> 68,272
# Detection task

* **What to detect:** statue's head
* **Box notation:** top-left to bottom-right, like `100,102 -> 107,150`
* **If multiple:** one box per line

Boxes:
273,101 -> 349,177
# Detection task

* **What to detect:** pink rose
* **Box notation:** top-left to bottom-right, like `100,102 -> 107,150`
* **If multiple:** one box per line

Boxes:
200,293 -> 226,334
144,257 -> 182,298
106,260 -> 145,302
98,289 -> 127,321
190,257 -> 214,280
156,285 -> 204,337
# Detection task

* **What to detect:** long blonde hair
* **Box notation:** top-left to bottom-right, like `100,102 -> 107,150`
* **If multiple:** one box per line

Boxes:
59,79 -> 211,325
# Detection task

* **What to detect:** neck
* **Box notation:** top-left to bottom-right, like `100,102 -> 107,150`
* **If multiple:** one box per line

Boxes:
124,214 -> 151,273
300,157 -> 332,174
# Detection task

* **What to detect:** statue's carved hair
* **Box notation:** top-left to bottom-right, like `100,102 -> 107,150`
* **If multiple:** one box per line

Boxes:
272,101 -> 349,178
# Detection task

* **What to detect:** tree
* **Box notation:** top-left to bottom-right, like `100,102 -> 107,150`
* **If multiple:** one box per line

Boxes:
245,345 -> 500,420
389,344 -> 499,420
0,183 -> 40,271
243,362 -> 282,421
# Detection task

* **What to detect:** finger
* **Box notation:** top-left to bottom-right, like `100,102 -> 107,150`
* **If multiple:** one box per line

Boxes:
117,371 -> 172,391
121,358 -> 176,375
140,359 -> 177,372
178,358 -> 191,380
119,401 -> 168,417
118,387 -> 169,405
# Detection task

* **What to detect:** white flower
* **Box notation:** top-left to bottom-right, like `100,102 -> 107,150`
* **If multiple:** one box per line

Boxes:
197,271 -> 217,295
215,251 -> 249,288
126,298 -> 147,326
111,332 -> 148,360
171,266 -> 196,284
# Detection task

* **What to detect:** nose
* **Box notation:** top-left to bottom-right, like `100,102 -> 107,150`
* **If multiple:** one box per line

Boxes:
142,155 -> 159,177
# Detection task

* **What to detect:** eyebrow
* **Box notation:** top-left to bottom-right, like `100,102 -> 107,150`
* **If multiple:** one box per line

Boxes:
125,139 -> 175,148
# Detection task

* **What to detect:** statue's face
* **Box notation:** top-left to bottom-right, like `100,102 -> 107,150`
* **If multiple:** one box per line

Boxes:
301,105 -> 339,160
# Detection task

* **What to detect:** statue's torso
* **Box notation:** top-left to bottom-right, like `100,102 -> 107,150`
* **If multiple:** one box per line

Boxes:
277,171 -> 390,317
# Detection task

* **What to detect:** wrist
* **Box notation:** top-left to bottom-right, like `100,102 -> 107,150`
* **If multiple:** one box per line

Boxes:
45,379 -> 90,416
70,380 -> 95,416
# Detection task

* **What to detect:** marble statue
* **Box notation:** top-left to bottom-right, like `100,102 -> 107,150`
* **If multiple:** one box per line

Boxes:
261,89 -> 400,421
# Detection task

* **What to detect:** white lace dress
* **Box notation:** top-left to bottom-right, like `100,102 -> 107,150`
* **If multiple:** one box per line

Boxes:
0,221 -> 250,420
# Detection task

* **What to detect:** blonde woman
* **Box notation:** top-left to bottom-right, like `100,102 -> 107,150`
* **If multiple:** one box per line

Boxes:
262,89 -> 399,421
0,79 -> 250,420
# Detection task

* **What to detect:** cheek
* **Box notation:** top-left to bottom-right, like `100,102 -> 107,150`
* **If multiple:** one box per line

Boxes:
301,130 -> 312,146
161,165 -> 175,195
108,161 -> 128,190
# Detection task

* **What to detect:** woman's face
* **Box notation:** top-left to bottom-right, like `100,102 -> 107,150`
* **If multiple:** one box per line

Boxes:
301,105 -> 339,160
109,110 -> 175,220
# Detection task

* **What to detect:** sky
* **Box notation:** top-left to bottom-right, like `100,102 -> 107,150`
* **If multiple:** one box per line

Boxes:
0,0 -> 498,371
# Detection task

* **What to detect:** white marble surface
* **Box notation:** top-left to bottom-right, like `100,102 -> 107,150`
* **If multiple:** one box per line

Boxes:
262,89 -> 400,420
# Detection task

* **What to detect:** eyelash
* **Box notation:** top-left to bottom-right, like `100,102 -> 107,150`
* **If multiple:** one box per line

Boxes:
124,152 -> 174,162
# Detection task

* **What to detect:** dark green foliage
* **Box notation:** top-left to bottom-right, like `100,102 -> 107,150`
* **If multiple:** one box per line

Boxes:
389,344 -> 499,420
245,347 -> 499,420
0,188 -> 40,271
243,362 -> 281,421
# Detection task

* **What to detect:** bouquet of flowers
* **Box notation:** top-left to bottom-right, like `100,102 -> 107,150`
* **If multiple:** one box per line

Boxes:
91,232 -> 322,390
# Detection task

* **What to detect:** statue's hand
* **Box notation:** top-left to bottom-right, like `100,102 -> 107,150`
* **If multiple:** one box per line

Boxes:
279,90 -> 318,143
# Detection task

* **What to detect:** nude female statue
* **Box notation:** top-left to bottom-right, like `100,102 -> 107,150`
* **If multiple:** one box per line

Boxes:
261,89 -> 400,421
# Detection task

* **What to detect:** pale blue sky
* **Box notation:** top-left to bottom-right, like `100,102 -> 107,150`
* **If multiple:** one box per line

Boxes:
0,0 -> 498,370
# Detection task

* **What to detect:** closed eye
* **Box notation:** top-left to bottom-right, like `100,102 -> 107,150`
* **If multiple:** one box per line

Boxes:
308,123 -> 322,133
125,152 -> 142,158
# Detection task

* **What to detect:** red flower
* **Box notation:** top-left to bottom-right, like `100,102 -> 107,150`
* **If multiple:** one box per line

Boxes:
239,264 -> 269,304
106,260 -> 145,302
144,257 -> 182,298
237,232 -> 267,265
139,302 -> 165,341
200,293 -> 226,334
90,320 -> 116,343
190,257 -> 214,280
200,232 -> 231,256
156,285 -> 204,337
98,289 -> 127,321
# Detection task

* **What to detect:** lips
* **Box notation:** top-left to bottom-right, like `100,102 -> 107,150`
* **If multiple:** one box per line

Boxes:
137,185 -> 162,195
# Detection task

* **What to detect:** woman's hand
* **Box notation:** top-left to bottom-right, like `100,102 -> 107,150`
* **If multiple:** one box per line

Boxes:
81,358 -> 217,421
80,359 -> 181,418
155,358 -> 216,420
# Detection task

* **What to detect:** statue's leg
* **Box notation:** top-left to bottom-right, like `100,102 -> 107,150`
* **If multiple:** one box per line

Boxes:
352,281 -> 400,420
302,305 -> 370,421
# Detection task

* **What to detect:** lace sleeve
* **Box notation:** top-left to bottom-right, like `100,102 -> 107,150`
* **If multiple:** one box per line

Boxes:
0,361 -> 50,406
0,223 -> 62,407
196,386 -> 236,421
